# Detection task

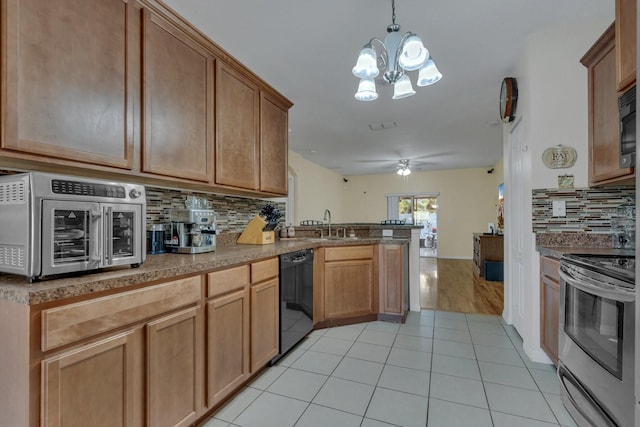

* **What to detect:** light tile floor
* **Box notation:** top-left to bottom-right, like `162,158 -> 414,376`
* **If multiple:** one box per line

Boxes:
201,310 -> 575,427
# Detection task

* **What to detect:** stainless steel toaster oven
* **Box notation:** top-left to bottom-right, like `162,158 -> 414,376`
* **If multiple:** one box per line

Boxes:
0,172 -> 146,281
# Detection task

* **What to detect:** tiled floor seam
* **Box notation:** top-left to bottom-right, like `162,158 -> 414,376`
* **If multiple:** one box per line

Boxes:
424,314 -> 437,427
465,316 -> 498,427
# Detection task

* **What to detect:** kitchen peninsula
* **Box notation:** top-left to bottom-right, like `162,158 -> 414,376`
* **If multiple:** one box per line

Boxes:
0,229 -> 414,427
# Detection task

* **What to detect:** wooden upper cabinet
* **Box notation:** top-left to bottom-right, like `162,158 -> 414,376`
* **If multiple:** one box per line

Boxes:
2,0 -> 134,169
141,8 -> 214,182
260,93 -> 289,195
582,24 -> 634,186
615,0 -> 636,91
215,62 -> 260,190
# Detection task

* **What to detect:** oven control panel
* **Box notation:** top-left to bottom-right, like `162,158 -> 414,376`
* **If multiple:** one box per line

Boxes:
51,179 -> 126,198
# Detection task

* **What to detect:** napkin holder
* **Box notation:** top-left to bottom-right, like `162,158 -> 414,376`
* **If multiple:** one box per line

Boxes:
237,215 -> 275,245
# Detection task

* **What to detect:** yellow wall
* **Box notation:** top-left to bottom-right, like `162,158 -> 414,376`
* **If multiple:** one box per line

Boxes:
288,151 -> 346,224
341,167 -> 499,259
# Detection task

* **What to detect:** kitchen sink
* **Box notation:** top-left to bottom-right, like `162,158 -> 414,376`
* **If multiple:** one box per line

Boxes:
307,236 -> 361,242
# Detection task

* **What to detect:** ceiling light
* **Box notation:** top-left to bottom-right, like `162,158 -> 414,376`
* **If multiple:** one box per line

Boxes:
397,159 -> 412,175
352,0 -> 442,101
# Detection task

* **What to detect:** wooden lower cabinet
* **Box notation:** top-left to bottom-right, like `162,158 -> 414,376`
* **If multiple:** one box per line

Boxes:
206,287 -> 250,407
146,307 -> 203,427
323,246 -> 377,320
250,278 -> 279,371
379,244 -> 407,318
540,256 -> 560,364
41,328 -> 143,427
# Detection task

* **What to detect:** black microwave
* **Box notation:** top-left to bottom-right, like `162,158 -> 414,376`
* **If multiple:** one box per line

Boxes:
619,86 -> 635,168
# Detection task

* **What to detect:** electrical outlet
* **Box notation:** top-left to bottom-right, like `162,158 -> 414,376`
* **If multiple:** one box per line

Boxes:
382,229 -> 393,237
552,200 -> 566,217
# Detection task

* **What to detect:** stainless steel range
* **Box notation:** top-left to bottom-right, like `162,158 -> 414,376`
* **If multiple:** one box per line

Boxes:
558,253 -> 635,427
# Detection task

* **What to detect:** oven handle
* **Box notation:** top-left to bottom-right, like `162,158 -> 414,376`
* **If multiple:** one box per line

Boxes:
557,363 -> 617,427
89,210 -> 102,263
559,268 -> 635,302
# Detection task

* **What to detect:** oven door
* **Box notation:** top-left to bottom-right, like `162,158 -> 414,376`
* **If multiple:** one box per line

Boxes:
559,265 -> 635,427
41,200 -> 102,277
102,203 -> 143,267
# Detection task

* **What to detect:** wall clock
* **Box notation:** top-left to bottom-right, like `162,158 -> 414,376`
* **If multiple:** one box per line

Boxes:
500,77 -> 518,123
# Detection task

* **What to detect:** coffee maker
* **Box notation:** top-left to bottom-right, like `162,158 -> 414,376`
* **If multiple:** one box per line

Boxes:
166,208 -> 217,254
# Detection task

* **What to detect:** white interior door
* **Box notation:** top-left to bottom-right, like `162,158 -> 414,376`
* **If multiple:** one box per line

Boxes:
507,119 -> 527,335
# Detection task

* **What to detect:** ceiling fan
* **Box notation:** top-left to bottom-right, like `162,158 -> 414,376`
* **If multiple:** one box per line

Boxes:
356,151 -> 454,174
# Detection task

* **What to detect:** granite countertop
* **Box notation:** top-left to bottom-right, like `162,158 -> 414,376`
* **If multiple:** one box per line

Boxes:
0,237 -> 408,305
536,245 -> 635,259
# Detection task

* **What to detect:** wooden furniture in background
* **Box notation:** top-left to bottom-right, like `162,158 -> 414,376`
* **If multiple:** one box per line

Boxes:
472,234 -> 504,278
615,0 -> 637,91
540,255 -> 561,365
582,24 -> 635,186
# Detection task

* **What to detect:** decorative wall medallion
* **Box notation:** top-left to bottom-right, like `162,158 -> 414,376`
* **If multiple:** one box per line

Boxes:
542,145 -> 577,169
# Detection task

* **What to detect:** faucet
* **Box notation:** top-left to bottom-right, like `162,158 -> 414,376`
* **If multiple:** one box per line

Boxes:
323,209 -> 331,238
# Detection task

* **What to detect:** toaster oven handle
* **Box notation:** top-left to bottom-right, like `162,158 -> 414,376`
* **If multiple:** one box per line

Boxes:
89,210 -> 102,263
105,207 -> 113,265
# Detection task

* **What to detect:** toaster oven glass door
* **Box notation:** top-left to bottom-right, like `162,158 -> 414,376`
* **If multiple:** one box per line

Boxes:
104,203 -> 142,266
42,200 -> 102,276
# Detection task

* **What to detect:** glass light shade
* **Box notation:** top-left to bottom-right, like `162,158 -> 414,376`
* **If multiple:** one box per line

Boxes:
397,169 -> 403,176
392,75 -> 415,99
397,168 -> 411,176
354,78 -> 378,101
417,58 -> 442,87
352,47 -> 379,79
398,35 -> 428,71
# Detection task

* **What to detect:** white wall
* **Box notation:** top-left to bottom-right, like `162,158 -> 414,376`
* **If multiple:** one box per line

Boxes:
288,151 -> 346,225
503,19 -> 612,362
341,168 -> 498,259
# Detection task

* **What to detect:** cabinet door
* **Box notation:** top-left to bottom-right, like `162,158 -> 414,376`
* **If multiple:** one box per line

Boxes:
325,259 -> 374,319
206,287 -> 250,407
2,0 -> 134,169
147,307 -> 203,427
615,0 -> 637,91
259,93 -> 288,195
41,329 -> 142,427
141,9 -> 214,182
250,278 -> 279,371
540,276 -> 560,364
380,245 -> 403,315
215,62 -> 260,190
584,27 -> 634,185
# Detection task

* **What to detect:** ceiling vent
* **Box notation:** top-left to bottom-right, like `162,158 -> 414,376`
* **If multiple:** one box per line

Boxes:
368,121 -> 397,131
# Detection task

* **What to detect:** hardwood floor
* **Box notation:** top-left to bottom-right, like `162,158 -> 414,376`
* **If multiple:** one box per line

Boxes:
419,258 -> 504,315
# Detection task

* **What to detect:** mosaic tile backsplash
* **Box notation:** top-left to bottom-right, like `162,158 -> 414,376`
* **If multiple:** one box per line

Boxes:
145,186 -> 286,235
532,186 -> 635,234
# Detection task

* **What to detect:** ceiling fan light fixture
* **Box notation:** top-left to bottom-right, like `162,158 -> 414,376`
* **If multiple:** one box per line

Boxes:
353,0 -> 441,101
355,78 -> 379,101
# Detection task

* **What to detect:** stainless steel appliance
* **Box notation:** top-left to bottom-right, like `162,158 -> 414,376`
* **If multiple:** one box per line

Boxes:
0,172 -> 146,281
165,208 -> 216,254
558,253 -> 635,427
619,85 -> 635,168
272,249 -> 314,364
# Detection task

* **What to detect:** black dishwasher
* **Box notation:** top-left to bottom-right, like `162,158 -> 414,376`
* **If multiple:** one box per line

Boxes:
272,249 -> 314,364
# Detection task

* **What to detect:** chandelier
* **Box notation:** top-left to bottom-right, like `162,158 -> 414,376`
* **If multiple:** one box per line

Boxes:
397,159 -> 412,176
352,0 -> 442,101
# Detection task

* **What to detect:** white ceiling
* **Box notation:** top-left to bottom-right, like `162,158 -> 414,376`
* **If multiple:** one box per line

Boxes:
163,0 -> 613,176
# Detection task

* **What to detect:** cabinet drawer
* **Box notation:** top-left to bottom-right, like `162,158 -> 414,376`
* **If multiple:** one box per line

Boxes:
541,256 -> 560,281
207,265 -> 250,297
325,245 -> 374,262
251,258 -> 278,283
42,276 -> 202,351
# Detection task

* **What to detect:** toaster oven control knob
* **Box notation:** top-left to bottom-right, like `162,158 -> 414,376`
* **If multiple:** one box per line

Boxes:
129,188 -> 142,199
